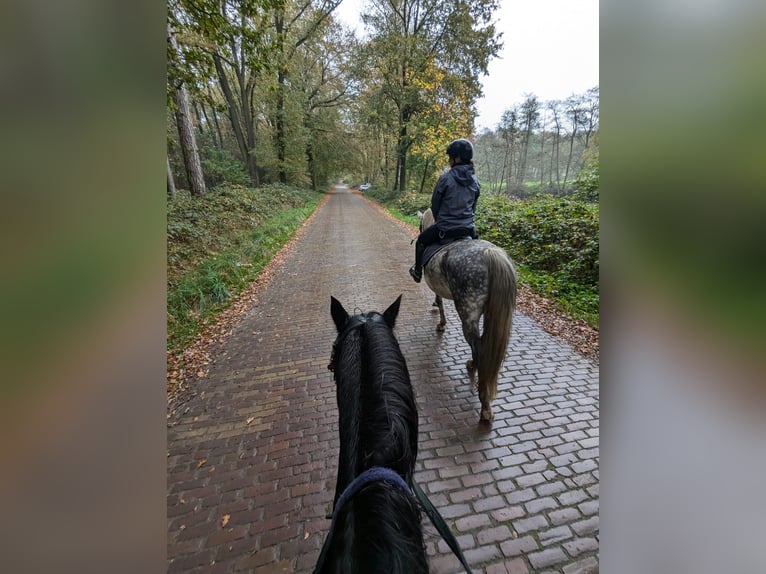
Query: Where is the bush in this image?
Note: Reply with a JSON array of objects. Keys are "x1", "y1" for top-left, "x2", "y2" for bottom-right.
[
  {"x1": 477, "y1": 195, "x2": 599, "y2": 288},
  {"x1": 393, "y1": 190, "x2": 431, "y2": 217},
  {"x1": 363, "y1": 185, "x2": 399, "y2": 205},
  {"x1": 573, "y1": 145, "x2": 599, "y2": 202},
  {"x1": 573, "y1": 160, "x2": 599, "y2": 202},
  {"x1": 201, "y1": 148, "x2": 252, "y2": 188}
]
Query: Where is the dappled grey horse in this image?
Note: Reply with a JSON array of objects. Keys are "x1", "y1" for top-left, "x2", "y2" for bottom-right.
[{"x1": 418, "y1": 208, "x2": 517, "y2": 421}]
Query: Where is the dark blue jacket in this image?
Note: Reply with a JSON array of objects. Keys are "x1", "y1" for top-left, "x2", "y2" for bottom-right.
[{"x1": 431, "y1": 163, "x2": 480, "y2": 233}]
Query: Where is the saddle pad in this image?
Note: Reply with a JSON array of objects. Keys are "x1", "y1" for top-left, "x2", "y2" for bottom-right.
[{"x1": 423, "y1": 237, "x2": 472, "y2": 267}]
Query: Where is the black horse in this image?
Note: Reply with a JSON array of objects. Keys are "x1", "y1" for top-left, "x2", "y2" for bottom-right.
[{"x1": 315, "y1": 295, "x2": 427, "y2": 574}]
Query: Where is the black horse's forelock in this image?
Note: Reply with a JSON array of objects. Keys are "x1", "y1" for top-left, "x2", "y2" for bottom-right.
[{"x1": 323, "y1": 313, "x2": 426, "y2": 574}]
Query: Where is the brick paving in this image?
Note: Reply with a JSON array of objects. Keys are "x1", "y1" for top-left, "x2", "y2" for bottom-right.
[{"x1": 167, "y1": 186, "x2": 599, "y2": 573}]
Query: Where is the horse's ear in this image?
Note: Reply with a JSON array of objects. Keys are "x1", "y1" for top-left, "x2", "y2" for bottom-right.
[
  {"x1": 331, "y1": 296, "x2": 349, "y2": 333},
  {"x1": 382, "y1": 295, "x2": 402, "y2": 328}
]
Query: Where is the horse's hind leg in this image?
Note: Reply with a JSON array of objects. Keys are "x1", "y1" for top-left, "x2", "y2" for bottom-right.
[
  {"x1": 478, "y1": 385, "x2": 493, "y2": 421},
  {"x1": 435, "y1": 295, "x2": 446, "y2": 331},
  {"x1": 459, "y1": 314, "x2": 481, "y2": 373}
]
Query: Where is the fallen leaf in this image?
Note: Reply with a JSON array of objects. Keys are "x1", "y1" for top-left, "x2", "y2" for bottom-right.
[
  {"x1": 246, "y1": 417, "x2": 255, "y2": 425},
  {"x1": 197, "y1": 459, "x2": 207, "y2": 468},
  {"x1": 221, "y1": 514, "x2": 230, "y2": 527},
  {"x1": 304, "y1": 532, "x2": 310, "y2": 540}
]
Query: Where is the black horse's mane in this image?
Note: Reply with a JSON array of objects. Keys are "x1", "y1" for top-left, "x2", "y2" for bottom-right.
[{"x1": 323, "y1": 308, "x2": 427, "y2": 574}]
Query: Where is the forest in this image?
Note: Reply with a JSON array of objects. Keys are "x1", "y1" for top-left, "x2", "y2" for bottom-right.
[{"x1": 168, "y1": 0, "x2": 597, "y2": 195}]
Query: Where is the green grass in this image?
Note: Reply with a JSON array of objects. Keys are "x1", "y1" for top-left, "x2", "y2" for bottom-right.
[
  {"x1": 516, "y1": 265, "x2": 599, "y2": 328},
  {"x1": 386, "y1": 206, "x2": 420, "y2": 229},
  {"x1": 167, "y1": 184, "x2": 322, "y2": 351}
]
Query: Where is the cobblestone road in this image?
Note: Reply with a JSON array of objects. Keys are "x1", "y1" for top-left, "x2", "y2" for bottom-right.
[{"x1": 167, "y1": 186, "x2": 599, "y2": 573}]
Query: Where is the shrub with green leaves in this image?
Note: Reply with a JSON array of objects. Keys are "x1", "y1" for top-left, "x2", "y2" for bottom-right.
[
  {"x1": 573, "y1": 160, "x2": 599, "y2": 202},
  {"x1": 200, "y1": 148, "x2": 252, "y2": 188},
  {"x1": 477, "y1": 195, "x2": 599, "y2": 288},
  {"x1": 475, "y1": 195, "x2": 599, "y2": 327}
]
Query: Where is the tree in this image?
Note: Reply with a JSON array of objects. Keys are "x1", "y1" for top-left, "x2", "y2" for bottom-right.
[
  {"x1": 271, "y1": 0, "x2": 343, "y2": 183},
  {"x1": 574, "y1": 131, "x2": 599, "y2": 202},
  {"x1": 563, "y1": 94, "x2": 586, "y2": 187},
  {"x1": 498, "y1": 107, "x2": 519, "y2": 194},
  {"x1": 167, "y1": 157, "x2": 177, "y2": 197},
  {"x1": 581, "y1": 85, "x2": 599, "y2": 149},
  {"x1": 361, "y1": 0, "x2": 502, "y2": 192},
  {"x1": 517, "y1": 94, "x2": 540, "y2": 186},
  {"x1": 168, "y1": 17, "x2": 206, "y2": 196},
  {"x1": 409, "y1": 59, "x2": 474, "y2": 193},
  {"x1": 295, "y1": 21, "x2": 356, "y2": 189},
  {"x1": 174, "y1": 0, "x2": 275, "y2": 184},
  {"x1": 547, "y1": 99, "x2": 563, "y2": 191}
]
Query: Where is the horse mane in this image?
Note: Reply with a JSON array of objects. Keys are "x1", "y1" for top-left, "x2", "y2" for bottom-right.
[
  {"x1": 333, "y1": 318, "x2": 418, "y2": 489},
  {"x1": 324, "y1": 304, "x2": 426, "y2": 573}
]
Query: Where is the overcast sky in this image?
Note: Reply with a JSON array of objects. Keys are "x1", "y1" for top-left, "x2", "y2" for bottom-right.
[{"x1": 334, "y1": 0, "x2": 599, "y2": 132}]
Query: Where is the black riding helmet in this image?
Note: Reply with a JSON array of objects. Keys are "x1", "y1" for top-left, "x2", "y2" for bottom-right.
[{"x1": 446, "y1": 138, "x2": 473, "y2": 162}]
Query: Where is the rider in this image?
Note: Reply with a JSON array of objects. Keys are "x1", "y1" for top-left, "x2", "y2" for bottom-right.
[{"x1": 409, "y1": 138, "x2": 480, "y2": 283}]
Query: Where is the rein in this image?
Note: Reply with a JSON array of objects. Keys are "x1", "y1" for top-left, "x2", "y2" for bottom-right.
[
  {"x1": 312, "y1": 466, "x2": 411, "y2": 574},
  {"x1": 313, "y1": 467, "x2": 474, "y2": 574}
]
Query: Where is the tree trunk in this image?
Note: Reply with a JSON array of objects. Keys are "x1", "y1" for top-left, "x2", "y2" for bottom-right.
[
  {"x1": 199, "y1": 100, "x2": 219, "y2": 149},
  {"x1": 211, "y1": 105, "x2": 224, "y2": 150},
  {"x1": 397, "y1": 111, "x2": 410, "y2": 193},
  {"x1": 518, "y1": 122, "x2": 534, "y2": 186},
  {"x1": 173, "y1": 81, "x2": 206, "y2": 196},
  {"x1": 167, "y1": 156, "x2": 176, "y2": 197},
  {"x1": 213, "y1": 53, "x2": 257, "y2": 183},
  {"x1": 384, "y1": 140, "x2": 390, "y2": 189},
  {"x1": 305, "y1": 111, "x2": 316, "y2": 190},
  {"x1": 563, "y1": 126, "x2": 578, "y2": 187},
  {"x1": 276, "y1": 66, "x2": 288, "y2": 184},
  {"x1": 168, "y1": 21, "x2": 205, "y2": 196},
  {"x1": 207, "y1": 86, "x2": 225, "y2": 149},
  {"x1": 499, "y1": 145, "x2": 507, "y2": 195},
  {"x1": 192, "y1": 101, "x2": 205, "y2": 138},
  {"x1": 556, "y1": 137, "x2": 561, "y2": 191},
  {"x1": 418, "y1": 158, "x2": 430, "y2": 194},
  {"x1": 274, "y1": 10, "x2": 288, "y2": 184},
  {"x1": 539, "y1": 125, "x2": 545, "y2": 188}
]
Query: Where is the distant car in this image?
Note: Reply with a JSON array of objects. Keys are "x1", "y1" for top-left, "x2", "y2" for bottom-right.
[{"x1": 359, "y1": 183, "x2": 371, "y2": 192}]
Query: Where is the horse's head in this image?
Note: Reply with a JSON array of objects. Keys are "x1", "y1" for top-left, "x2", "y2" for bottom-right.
[{"x1": 330, "y1": 295, "x2": 401, "y2": 335}]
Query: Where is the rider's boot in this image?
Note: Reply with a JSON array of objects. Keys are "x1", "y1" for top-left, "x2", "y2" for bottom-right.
[{"x1": 409, "y1": 241, "x2": 425, "y2": 283}]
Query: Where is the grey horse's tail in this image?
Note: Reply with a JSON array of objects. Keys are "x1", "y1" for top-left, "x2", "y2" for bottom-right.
[{"x1": 478, "y1": 247, "x2": 516, "y2": 403}]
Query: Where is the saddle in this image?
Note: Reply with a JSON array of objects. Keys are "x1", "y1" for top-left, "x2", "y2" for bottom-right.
[{"x1": 423, "y1": 235, "x2": 474, "y2": 268}]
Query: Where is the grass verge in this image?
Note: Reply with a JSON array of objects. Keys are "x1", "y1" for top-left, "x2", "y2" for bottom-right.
[{"x1": 167, "y1": 184, "x2": 322, "y2": 352}]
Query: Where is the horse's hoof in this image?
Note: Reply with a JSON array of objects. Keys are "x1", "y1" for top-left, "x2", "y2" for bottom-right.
[
  {"x1": 466, "y1": 359, "x2": 475, "y2": 371},
  {"x1": 436, "y1": 323, "x2": 446, "y2": 332},
  {"x1": 480, "y1": 408, "x2": 494, "y2": 421}
]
